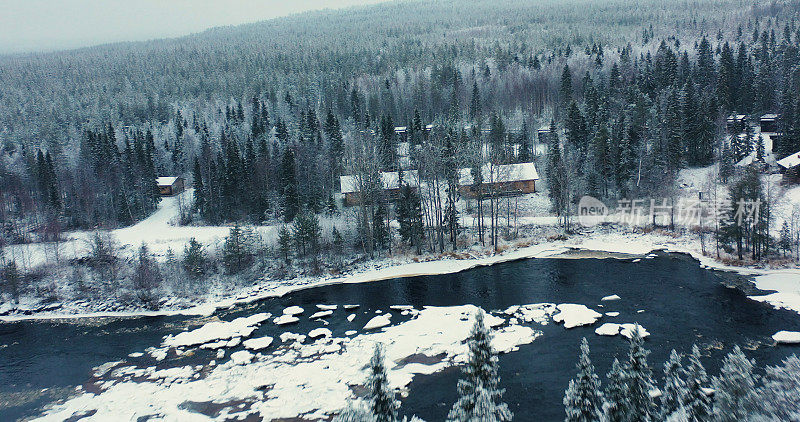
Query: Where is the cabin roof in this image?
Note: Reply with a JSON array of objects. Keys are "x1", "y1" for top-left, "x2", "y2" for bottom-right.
[
  {"x1": 777, "y1": 151, "x2": 800, "y2": 169},
  {"x1": 458, "y1": 162, "x2": 539, "y2": 186},
  {"x1": 340, "y1": 170, "x2": 420, "y2": 194},
  {"x1": 156, "y1": 176, "x2": 180, "y2": 186},
  {"x1": 761, "y1": 113, "x2": 779, "y2": 120}
]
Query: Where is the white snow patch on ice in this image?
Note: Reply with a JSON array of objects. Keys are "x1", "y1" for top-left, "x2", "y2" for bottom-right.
[
  {"x1": 309, "y1": 310, "x2": 334, "y2": 319},
  {"x1": 309, "y1": 328, "x2": 332, "y2": 339},
  {"x1": 274, "y1": 315, "x2": 300, "y2": 325},
  {"x1": 163, "y1": 313, "x2": 270, "y2": 348},
  {"x1": 772, "y1": 331, "x2": 800, "y2": 344},
  {"x1": 363, "y1": 314, "x2": 392, "y2": 330},
  {"x1": 553, "y1": 304, "x2": 602, "y2": 328},
  {"x1": 283, "y1": 306, "x2": 304, "y2": 316},
  {"x1": 243, "y1": 336, "x2": 274, "y2": 351},
  {"x1": 33, "y1": 305, "x2": 541, "y2": 422},
  {"x1": 601, "y1": 294, "x2": 621, "y2": 301},
  {"x1": 749, "y1": 273, "x2": 800, "y2": 315}
]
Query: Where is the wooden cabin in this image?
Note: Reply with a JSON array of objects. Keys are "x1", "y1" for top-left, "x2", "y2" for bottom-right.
[
  {"x1": 340, "y1": 170, "x2": 419, "y2": 206},
  {"x1": 726, "y1": 114, "x2": 747, "y2": 134},
  {"x1": 156, "y1": 176, "x2": 185, "y2": 196},
  {"x1": 777, "y1": 151, "x2": 800, "y2": 183},
  {"x1": 760, "y1": 114, "x2": 780, "y2": 134},
  {"x1": 457, "y1": 162, "x2": 539, "y2": 197}
]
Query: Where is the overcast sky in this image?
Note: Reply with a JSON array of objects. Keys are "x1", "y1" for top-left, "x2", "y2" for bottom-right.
[{"x1": 0, "y1": 0, "x2": 389, "y2": 54}]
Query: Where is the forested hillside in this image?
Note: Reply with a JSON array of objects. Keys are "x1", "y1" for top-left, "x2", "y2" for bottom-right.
[{"x1": 2, "y1": 0, "x2": 800, "y2": 266}]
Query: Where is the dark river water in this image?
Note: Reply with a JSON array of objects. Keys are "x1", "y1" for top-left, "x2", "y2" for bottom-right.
[{"x1": 1, "y1": 253, "x2": 799, "y2": 421}]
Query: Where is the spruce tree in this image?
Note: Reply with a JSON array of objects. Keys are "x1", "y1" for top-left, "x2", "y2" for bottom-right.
[
  {"x1": 281, "y1": 148, "x2": 300, "y2": 222},
  {"x1": 278, "y1": 225, "x2": 292, "y2": 263},
  {"x1": 759, "y1": 354, "x2": 800, "y2": 420},
  {"x1": 183, "y1": 237, "x2": 205, "y2": 278},
  {"x1": 563, "y1": 337, "x2": 603, "y2": 422},
  {"x1": 624, "y1": 326, "x2": 655, "y2": 422},
  {"x1": 222, "y1": 224, "x2": 252, "y2": 274},
  {"x1": 660, "y1": 350, "x2": 687, "y2": 419},
  {"x1": 447, "y1": 311, "x2": 512, "y2": 422},
  {"x1": 367, "y1": 344, "x2": 398, "y2": 422},
  {"x1": 683, "y1": 345, "x2": 711, "y2": 422},
  {"x1": 604, "y1": 358, "x2": 627, "y2": 422},
  {"x1": 712, "y1": 346, "x2": 759, "y2": 422}
]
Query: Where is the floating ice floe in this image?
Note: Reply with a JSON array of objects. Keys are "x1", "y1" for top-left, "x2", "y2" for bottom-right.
[
  {"x1": 553, "y1": 304, "x2": 602, "y2": 328},
  {"x1": 280, "y1": 332, "x2": 306, "y2": 343},
  {"x1": 230, "y1": 350, "x2": 254, "y2": 365},
  {"x1": 309, "y1": 310, "x2": 334, "y2": 319},
  {"x1": 163, "y1": 313, "x2": 271, "y2": 348},
  {"x1": 347, "y1": 314, "x2": 356, "y2": 322},
  {"x1": 601, "y1": 294, "x2": 621, "y2": 301},
  {"x1": 243, "y1": 336, "x2": 274, "y2": 350},
  {"x1": 283, "y1": 306, "x2": 304, "y2": 316},
  {"x1": 316, "y1": 304, "x2": 338, "y2": 311},
  {"x1": 772, "y1": 330, "x2": 800, "y2": 344},
  {"x1": 274, "y1": 315, "x2": 300, "y2": 325},
  {"x1": 128, "y1": 352, "x2": 144, "y2": 358},
  {"x1": 344, "y1": 305, "x2": 359, "y2": 310},
  {"x1": 390, "y1": 305, "x2": 415, "y2": 311},
  {"x1": 605, "y1": 312, "x2": 620, "y2": 317},
  {"x1": 309, "y1": 328, "x2": 333, "y2": 339},
  {"x1": 345, "y1": 330, "x2": 357, "y2": 336},
  {"x1": 364, "y1": 314, "x2": 392, "y2": 330},
  {"x1": 502, "y1": 303, "x2": 558, "y2": 325},
  {"x1": 595, "y1": 323, "x2": 649, "y2": 338}
]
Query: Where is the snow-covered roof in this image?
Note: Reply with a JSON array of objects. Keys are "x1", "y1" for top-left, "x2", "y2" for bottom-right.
[
  {"x1": 777, "y1": 151, "x2": 800, "y2": 169},
  {"x1": 394, "y1": 126, "x2": 407, "y2": 133},
  {"x1": 340, "y1": 170, "x2": 419, "y2": 194},
  {"x1": 425, "y1": 124, "x2": 433, "y2": 130},
  {"x1": 761, "y1": 114, "x2": 779, "y2": 120},
  {"x1": 458, "y1": 162, "x2": 539, "y2": 186},
  {"x1": 727, "y1": 114, "x2": 747, "y2": 121},
  {"x1": 156, "y1": 177, "x2": 180, "y2": 187}
]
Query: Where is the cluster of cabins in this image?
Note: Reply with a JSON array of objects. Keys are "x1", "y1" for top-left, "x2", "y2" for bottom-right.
[
  {"x1": 727, "y1": 113, "x2": 800, "y2": 179},
  {"x1": 339, "y1": 162, "x2": 539, "y2": 206}
]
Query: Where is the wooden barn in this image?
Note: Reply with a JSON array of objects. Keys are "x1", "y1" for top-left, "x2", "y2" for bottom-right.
[
  {"x1": 777, "y1": 151, "x2": 800, "y2": 183},
  {"x1": 727, "y1": 114, "x2": 747, "y2": 134},
  {"x1": 156, "y1": 176, "x2": 185, "y2": 196},
  {"x1": 457, "y1": 162, "x2": 539, "y2": 197},
  {"x1": 340, "y1": 170, "x2": 419, "y2": 206}
]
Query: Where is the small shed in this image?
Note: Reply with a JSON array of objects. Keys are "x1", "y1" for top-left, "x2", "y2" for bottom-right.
[
  {"x1": 458, "y1": 162, "x2": 539, "y2": 197},
  {"x1": 340, "y1": 170, "x2": 419, "y2": 206},
  {"x1": 156, "y1": 176, "x2": 185, "y2": 196}
]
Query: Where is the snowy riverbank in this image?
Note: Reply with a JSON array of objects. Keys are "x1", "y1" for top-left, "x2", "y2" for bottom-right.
[{"x1": 3, "y1": 225, "x2": 799, "y2": 322}]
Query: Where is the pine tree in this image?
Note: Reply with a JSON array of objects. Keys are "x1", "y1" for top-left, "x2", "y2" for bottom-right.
[
  {"x1": 563, "y1": 337, "x2": 603, "y2": 422},
  {"x1": 367, "y1": 344, "x2": 399, "y2": 422},
  {"x1": 712, "y1": 346, "x2": 759, "y2": 422},
  {"x1": 561, "y1": 64, "x2": 573, "y2": 106},
  {"x1": 222, "y1": 224, "x2": 252, "y2": 274},
  {"x1": 292, "y1": 211, "x2": 321, "y2": 257},
  {"x1": 281, "y1": 148, "x2": 300, "y2": 222},
  {"x1": 193, "y1": 159, "x2": 205, "y2": 217},
  {"x1": 183, "y1": 237, "x2": 205, "y2": 278},
  {"x1": 604, "y1": 358, "x2": 627, "y2": 422},
  {"x1": 683, "y1": 345, "x2": 711, "y2": 422},
  {"x1": 759, "y1": 354, "x2": 800, "y2": 420},
  {"x1": 447, "y1": 311, "x2": 512, "y2": 422},
  {"x1": 660, "y1": 350, "x2": 687, "y2": 420},
  {"x1": 470, "y1": 79, "x2": 482, "y2": 120},
  {"x1": 2, "y1": 261, "x2": 21, "y2": 304},
  {"x1": 624, "y1": 326, "x2": 655, "y2": 422},
  {"x1": 278, "y1": 225, "x2": 292, "y2": 263},
  {"x1": 779, "y1": 221, "x2": 793, "y2": 257}
]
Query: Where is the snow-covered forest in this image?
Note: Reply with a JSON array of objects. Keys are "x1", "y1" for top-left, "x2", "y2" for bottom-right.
[
  {"x1": 3, "y1": 0, "x2": 800, "y2": 311},
  {"x1": 2, "y1": 6, "x2": 800, "y2": 421}
]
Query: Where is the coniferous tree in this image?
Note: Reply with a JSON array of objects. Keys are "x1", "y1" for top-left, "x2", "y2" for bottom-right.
[
  {"x1": 759, "y1": 354, "x2": 800, "y2": 420},
  {"x1": 447, "y1": 311, "x2": 512, "y2": 422},
  {"x1": 660, "y1": 350, "x2": 687, "y2": 420},
  {"x1": 367, "y1": 344, "x2": 399, "y2": 422},
  {"x1": 624, "y1": 326, "x2": 655, "y2": 422},
  {"x1": 183, "y1": 237, "x2": 205, "y2": 279},
  {"x1": 222, "y1": 224, "x2": 252, "y2": 274},
  {"x1": 563, "y1": 337, "x2": 603, "y2": 422},
  {"x1": 604, "y1": 358, "x2": 627, "y2": 422},
  {"x1": 281, "y1": 148, "x2": 300, "y2": 222},
  {"x1": 712, "y1": 346, "x2": 759, "y2": 422},
  {"x1": 683, "y1": 345, "x2": 711, "y2": 422}
]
